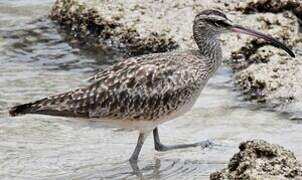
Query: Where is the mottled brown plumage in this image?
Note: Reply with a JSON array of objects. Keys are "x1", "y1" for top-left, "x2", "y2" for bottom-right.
[
  {"x1": 9, "y1": 10, "x2": 294, "y2": 163},
  {"x1": 10, "y1": 50, "x2": 211, "y2": 122}
]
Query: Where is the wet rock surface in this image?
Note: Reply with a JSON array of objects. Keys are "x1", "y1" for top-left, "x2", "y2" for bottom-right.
[
  {"x1": 227, "y1": 12, "x2": 302, "y2": 108},
  {"x1": 234, "y1": 47, "x2": 302, "y2": 106},
  {"x1": 227, "y1": 1, "x2": 302, "y2": 113},
  {"x1": 50, "y1": 0, "x2": 181, "y2": 55},
  {"x1": 50, "y1": 0, "x2": 206, "y2": 55},
  {"x1": 229, "y1": 12, "x2": 299, "y2": 71},
  {"x1": 210, "y1": 139, "x2": 302, "y2": 180}
]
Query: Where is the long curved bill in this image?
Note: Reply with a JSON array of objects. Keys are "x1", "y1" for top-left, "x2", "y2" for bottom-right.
[{"x1": 230, "y1": 25, "x2": 295, "y2": 58}]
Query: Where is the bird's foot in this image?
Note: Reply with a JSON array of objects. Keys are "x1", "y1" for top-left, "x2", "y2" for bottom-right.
[{"x1": 155, "y1": 139, "x2": 214, "y2": 152}]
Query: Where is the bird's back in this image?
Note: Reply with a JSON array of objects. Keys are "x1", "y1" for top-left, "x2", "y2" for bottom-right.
[{"x1": 10, "y1": 50, "x2": 211, "y2": 122}]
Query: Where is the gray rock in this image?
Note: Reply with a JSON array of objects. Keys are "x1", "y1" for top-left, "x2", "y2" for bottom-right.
[
  {"x1": 213, "y1": 0, "x2": 302, "y2": 112},
  {"x1": 210, "y1": 139, "x2": 302, "y2": 180},
  {"x1": 234, "y1": 46, "x2": 302, "y2": 106},
  {"x1": 50, "y1": 0, "x2": 182, "y2": 55},
  {"x1": 233, "y1": 0, "x2": 302, "y2": 21},
  {"x1": 228, "y1": 12, "x2": 302, "y2": 106},
  {"x1": 227, "y1": 2, "x2": 302, "y2": 112},
  {"x1": 50, "y1": 0, "x2": 212, "y2": 55},
  {"x1": 228, "y1": 12, "x2": 299, "y2": 71}
]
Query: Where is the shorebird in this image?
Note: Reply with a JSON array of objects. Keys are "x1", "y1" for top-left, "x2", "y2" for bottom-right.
[{"x1": 9, "y1": 10, "x2": 295, "y2": 163}]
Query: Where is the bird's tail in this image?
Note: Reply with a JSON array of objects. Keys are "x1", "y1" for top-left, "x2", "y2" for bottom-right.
[
  {"x1": 9, "y1": 97, "x2": 52, "y2": 117},
  {"x1": 9, "y1": 102, "x2": 39, "y2": 117},
  {"x1": 9, "y1": 91, "x2": 89, "y2": 118}
]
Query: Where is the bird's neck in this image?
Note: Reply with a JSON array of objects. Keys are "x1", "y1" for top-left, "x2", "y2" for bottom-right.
[{"x1": 193, "y1": 27, "x2": 222, "y2": 75}]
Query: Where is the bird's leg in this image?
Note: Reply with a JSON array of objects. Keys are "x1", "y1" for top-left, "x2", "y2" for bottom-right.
[
  {"x1": 129, "y1": 132, "x2": 148, "y2": 164},
  {"x1": 153, "y1": 127, "x2": 212, "y2": 152}
]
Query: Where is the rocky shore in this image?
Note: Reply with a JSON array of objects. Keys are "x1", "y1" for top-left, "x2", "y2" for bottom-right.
[{"x1": 210, "y1": 139, "x2": 302, "y2": 180}]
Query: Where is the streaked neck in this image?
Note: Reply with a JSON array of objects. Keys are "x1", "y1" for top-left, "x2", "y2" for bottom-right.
[{"x1": 193, "y1": 26, "x2": 222, "y2": 75}]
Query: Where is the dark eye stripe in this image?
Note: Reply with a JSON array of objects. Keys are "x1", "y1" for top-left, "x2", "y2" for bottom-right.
[
  {"x1": 206, "y1": 19, "x2": 230, "y2": 27},
  {"x1": 216, "y1": 20, "x2": 231, "y2": 27}
]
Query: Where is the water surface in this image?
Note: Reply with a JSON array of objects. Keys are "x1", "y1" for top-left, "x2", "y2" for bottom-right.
[{"x1": 1, "y1": 1, "x2": 302, "y2": 179}]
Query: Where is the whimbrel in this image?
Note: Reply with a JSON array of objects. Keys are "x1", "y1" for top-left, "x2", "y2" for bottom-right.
[{"x1": 9, "y1": 10, "x2": 295, "y2": 163}]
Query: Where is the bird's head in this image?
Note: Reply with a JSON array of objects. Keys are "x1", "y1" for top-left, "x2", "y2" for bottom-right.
[{"x1": 194, "y1": 9, "x2": 295, "y2": 57}]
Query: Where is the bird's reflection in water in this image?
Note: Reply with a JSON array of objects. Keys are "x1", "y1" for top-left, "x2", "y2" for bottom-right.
[
  {"x1": 104, "y1": 158, "x2": 214, "y2": 180},
  {"x1": 128, "y1": 158, "x2": 162, "y2": 179},
  {"x1": 99, "y1": 142, "x2": 226, "y2": 179}
]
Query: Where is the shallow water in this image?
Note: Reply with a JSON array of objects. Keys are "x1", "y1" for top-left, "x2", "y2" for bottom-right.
[{"x1": 0, "y1": 1, "x2": 302, "y2": 180}]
